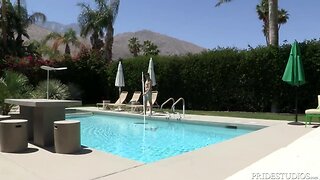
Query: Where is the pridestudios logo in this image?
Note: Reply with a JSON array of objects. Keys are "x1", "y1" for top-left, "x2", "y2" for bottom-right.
[{"x1": 251, "y1": 172, "x2": 319, "y2": 180}]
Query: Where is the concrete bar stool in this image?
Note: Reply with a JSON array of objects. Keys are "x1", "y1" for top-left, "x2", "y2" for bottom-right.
[
  {"x1": 0, "y1": 119, "x2": 28, "y2": 152},
  {"x1": 54, "y1": 120, "x2": 80, "y2": 154},
  {"x1": 0, "y1": 115, "x2": 11, "y2": 121}
]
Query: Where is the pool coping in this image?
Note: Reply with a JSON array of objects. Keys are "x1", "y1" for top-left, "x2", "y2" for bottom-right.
[{"x1": 0, "y1": 107, "x2": 316, "y2": 180}]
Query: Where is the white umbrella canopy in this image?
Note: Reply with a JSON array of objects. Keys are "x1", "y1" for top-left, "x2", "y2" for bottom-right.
[
  {"x1": 147, "y1": 57, "x2": 157, "y2": 86},
  {"x1": 115, "y1": 61, "x2": 125, "y2": 95}
]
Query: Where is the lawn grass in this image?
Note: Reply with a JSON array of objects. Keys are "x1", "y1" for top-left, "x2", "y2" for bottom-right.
[
  {"x1": 87, "y1": 104, "x2": 313, "y2": 122},
  {"x1": 178, "y1": 110, "x2": 307, "y2": 122}
]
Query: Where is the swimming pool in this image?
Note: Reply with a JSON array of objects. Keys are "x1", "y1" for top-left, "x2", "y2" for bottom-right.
[{"x1": 66, "y1": 113, "x2": 257, "y2": 163}]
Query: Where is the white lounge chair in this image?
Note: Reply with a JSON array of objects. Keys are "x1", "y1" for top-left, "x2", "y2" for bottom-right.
[
  {"x1": 106, "y1": 91, "x2": 128, "y2": 110},
  {"x1": 148, "y1": 91, "x2": 159, "y2": 108},
  {"x1": 128, "y1": 91, "x2": 141, "y2": 104},
  {"x1": 305, "y1": 95, "x2": 320, "y2": 126},
  {"x1": 126, "y1": 91, "x2": 159, "y2": 112}
]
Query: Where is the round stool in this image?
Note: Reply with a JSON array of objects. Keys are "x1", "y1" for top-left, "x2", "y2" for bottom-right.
[
  {"x1": 0, "y1": 115, "x2": 11, "y2": 121},
  {"x1": 54, "y1": 120, "x2": 80, "y2": 154},
  {"x1": 0, "y1": 119, "x2": 28, "y2": 152}
]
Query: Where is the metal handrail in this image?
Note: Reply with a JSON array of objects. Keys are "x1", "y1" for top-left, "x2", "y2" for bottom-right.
[
  {"x1": 160, "y1": 98, "x2": 175, "y2": 112},
  {"x1": 171, "y1": 97, "x2": 185, "y2": 118}
]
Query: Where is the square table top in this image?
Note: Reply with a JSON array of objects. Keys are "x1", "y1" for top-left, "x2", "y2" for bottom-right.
[{"x1": 4, "y1": 99, "x2": 82, "y2": 107}]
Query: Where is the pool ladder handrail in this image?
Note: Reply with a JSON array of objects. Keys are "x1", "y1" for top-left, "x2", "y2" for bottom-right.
[
  {"x1": 171, "y1": 97, "x2": 185, "y2": 118},
  {"x1": 160, "y1": 98, "x2": 175, "y2": 112}
]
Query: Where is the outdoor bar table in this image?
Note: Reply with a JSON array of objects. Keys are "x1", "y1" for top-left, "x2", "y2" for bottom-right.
[{"x1": 4, "y1": 99, "x2": 81, "y2": 147}]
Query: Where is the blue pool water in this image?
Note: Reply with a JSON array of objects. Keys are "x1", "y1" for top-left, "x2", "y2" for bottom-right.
[{"x1": 66, "y1": 114, "x2": 256, "y2": 163}]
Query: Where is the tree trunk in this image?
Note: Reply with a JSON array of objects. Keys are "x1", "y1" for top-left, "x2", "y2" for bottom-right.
[
  {"x1": 90, "y1": 32, "x2": 103, "y2": 50},
  {"x1": 268, "y1": 0, "x2": 278, "y2": 46},
  {"x1": 104, "y1": 25, "x2": 114, "y2": 62},
  {"x1": 2, "y1": 0, "x2": 8, "y2": 49},
  {"x1": 16, "y1": 0, "x2": 23, "y2": 51},
  {"x1": 268, "y1": 0, "x2": 279, "y2": 112},
  {"x1": 65, "y1": 43, "x2": 71, "y2": 54}
]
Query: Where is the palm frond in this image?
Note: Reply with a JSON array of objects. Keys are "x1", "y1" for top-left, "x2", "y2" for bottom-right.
[
  {"x1": 52, "y1": 38, "x2": 63, "y2": 50},
  {"x1": 215, "y1": 0, "x2": 232, "y2": 7}
]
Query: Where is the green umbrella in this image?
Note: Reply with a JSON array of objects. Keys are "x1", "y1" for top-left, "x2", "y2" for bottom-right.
[{"x1": 282, "y1": 40, "x2": 306, "y2": 123}]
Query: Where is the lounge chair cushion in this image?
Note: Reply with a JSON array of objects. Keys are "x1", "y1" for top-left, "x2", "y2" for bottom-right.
[{"x1": 305, "y1": 109, "x2": 320, "y2": 114}]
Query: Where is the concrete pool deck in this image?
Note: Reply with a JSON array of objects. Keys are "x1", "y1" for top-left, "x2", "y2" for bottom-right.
[{"x1": 0, "y1": 107, "x2": 319, "y2": 180}]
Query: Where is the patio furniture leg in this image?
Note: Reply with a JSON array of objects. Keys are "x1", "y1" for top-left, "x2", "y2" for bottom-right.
[{"x1": 305, "y1": 115, "x2": 309, "y2": 127}]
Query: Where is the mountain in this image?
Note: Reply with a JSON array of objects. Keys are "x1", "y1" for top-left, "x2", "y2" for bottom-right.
[
  {"x1": 27, "y1": 24, "x2": 52, "y2": 41},
  {"x1": 26, "y1": 24, "x2": 86, "y2": 55},
  {"x1": 113, "y1": 30, "x2": 205, "y2": 59},
  {"x1": 27, "y1": 24, "x2": 206, "y2": 59},
  {"x1": 36, "y1": 21, "x2": 81, "y2": 35}
]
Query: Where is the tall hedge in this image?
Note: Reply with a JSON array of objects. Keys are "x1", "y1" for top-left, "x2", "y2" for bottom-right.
[{"x1": 2, "y1": 39, "x2": 320, "y2": 113}]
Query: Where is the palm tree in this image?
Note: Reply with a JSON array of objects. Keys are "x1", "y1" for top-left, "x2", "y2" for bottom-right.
[
  {"x1": 103, "y1": 0, "x2": 120, "y2": 62},
  {"x1": 27, "y1": 40, "x2": 61, "y2": 59},
  {"x1": 128, "y1": 37, "x2": 142, "y2": 56},
  {"x1": 277, "y1": 9, "x2": 289, "y2": 30},
  {"x1": 43, "y1": 29, "x2": 81, "y2": 55},
  {"x1": 268, "y1": 0, "x2": 278, "y2": 46},
  {"x1": 142, "y1": 40, "x2": 160, "y2": 56},
  {"x1": 215, "y1": 0, "x2": 279, "y2": 46},
  {"x1": 78, "y1": 2, "x2": 104, "y2": 50},
  {"x1": 1, "y1": 0, "x2": 46, "y2": 56},
  {"x1": 1, "y1": 0, "x2": 8, "y2": 50},
  {"x1": 2, "y1": 1, "x2": 19, "y2": 55},
  {"x1": 77, "y1": 0, "x2": 120, "y2": 62},
  {"x1": 13, "y1": 0, "x2": 46, "y2": 54},
  {"x1": 256, "y1": 0, "x2": 289, "y2": 45}
]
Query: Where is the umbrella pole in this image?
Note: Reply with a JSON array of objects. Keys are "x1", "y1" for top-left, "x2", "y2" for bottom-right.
[
  {"x1": 142, "y1": 72, "x2": 146, "y2": 124},
  {"x1": 118, "y1": 87, "x2": 121, "y2": 111},
  {"x1": 295, "y1": 86, "x2": 298, "y2": 122}
]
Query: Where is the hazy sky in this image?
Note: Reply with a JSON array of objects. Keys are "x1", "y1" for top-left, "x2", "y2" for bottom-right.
[{"x1": 22, "y1": 0, "x2": 320, "y2": 49}]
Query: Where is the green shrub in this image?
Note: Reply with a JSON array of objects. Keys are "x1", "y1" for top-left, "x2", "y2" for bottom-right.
[
  {"x1": 2, "y1": 39, "x2": 320, "y2": 113},
  {"x1": 0, "y1": 71, "x2": 32, "y2": 115},
  {"x1": 31, "y1": 79, "x2": 70, "y2": 100}
]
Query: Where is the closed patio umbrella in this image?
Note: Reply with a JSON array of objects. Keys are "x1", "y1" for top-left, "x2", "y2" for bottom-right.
[
  {"x1": 282, "y1": 40, "x2": 306, "y2": 123},
  {"x1": 147, "y1": 57, "x2": 156, "y2": 86},
  {"x1": 115, "y1": 61, "x2": 125, "y2": 98}
]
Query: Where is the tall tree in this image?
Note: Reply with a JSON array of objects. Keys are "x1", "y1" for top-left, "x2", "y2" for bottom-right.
[
  {"x1": 1, "y1": 0, "x2": 46, "y2": 57},
  {"x1": 78, "y1": 0, "x2": 120, "y2": 62},
  {"x1": 142, "y1": 40, "x2": 160, "y2": 56},
  {"x1": 1, "y1": 1, "x2": 19, "y2": 56},
  {"x1": 128, "y1": 37, "x2": 141, "y2": 56},
  {"x1": 102, "y1": 0, "x2": 120, "y2": 62},
  {"x1": 14, "y1": 7, "x2": 46, "y2": 56},
  {"x1": 268, "y1": 0, "x2": 278, "y2": 46},
  {"x1": 215, "y1": 0, "x2": 280, "y2": 46},
  {"x1": 43, "y1": 29, "x2": 81, "y2": 55},
  {"x1": 256, "y1": 0, "x2": 289, "y2": 45},
  {"x1": 1, "y1": 0, "x2": 8, "y2": 50},
  {"x1": 14, "y1": 0, "x2": 46, "y2": 54},
  {"x1": 78, "y1": 2, "x2": 104, "y2": 50}
]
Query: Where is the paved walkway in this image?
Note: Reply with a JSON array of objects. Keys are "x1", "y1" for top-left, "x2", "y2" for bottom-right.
[
  {"x1": 0, "y1": 108, "x2": 318, "y2": 180},
  {"x1": 227, "y1": 124, "x2": 320, "y2": 180},
  {"x1": 0, "y1": 145, "x2": 142, "y2": 180}
]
